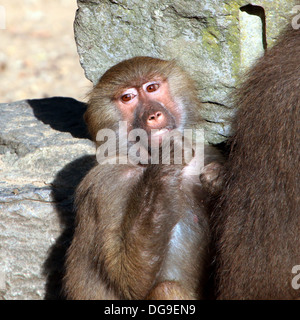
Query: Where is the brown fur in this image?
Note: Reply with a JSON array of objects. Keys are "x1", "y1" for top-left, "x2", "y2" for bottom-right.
[
  {"x1": 64, "y1": 163, "x2": 210, "y2": 299},
  {"x1": 146, "y1": 281, "x2": 195, "y2": 300},
  {"x1": 213, "y1": 27, "x2": 300, "y2": 299},
  {"x1": 63, "y1": 57, "x2": 221, "y2": 299}
]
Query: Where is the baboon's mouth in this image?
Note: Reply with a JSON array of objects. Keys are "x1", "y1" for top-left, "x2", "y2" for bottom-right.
[
  {"x1": 149, "y1": 127, "x2": 176, "y2": 146},
  {"x1": 151, "y1": 128, "x2": 170, "y2": 137}
]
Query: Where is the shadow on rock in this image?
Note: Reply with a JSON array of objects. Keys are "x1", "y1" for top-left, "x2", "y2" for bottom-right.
[
  {"x1": 10, "y1": 96, "x2": 97, "y2": 299},
  {"x1": 43, "y1": 155, "x2": 96, "y2": 299},
  {"x1": 27, "y1": 97, "x2": 90, "y2": 139}
]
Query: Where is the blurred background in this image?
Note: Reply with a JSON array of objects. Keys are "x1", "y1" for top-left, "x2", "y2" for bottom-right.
[{"x1": 0, "y1": 0, "x2": 91, "y2": 103}]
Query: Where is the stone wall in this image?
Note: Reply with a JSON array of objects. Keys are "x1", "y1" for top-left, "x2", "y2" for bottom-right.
[{"x1": 0, "y1": 98, "x2": 95, "y2": 299}]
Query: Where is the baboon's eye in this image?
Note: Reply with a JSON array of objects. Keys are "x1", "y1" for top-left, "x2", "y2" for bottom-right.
[
  {"x1": 146, "y1": 83, "x2": 159, "y2": 92},
  {"x1": 121, "y1": 93, "x2": 135, "y2": 102}
]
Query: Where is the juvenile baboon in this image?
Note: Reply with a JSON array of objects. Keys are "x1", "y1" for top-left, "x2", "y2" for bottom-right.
[{"x1": 63, "y1": 57, "x2": 221, "y2": 300}]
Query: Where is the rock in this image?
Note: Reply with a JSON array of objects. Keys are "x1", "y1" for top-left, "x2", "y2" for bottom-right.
[
  {"x1": 0, "y1": 98, "x2": 95, "y2": 299},
  {"x1": 74, "y1": 0, "x2": 294, "y2": 144}
]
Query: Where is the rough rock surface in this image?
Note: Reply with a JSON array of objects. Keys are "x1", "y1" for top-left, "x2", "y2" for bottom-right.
[{"x1": 0, "y1": 98, "x2": 95, "y2": 299}]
